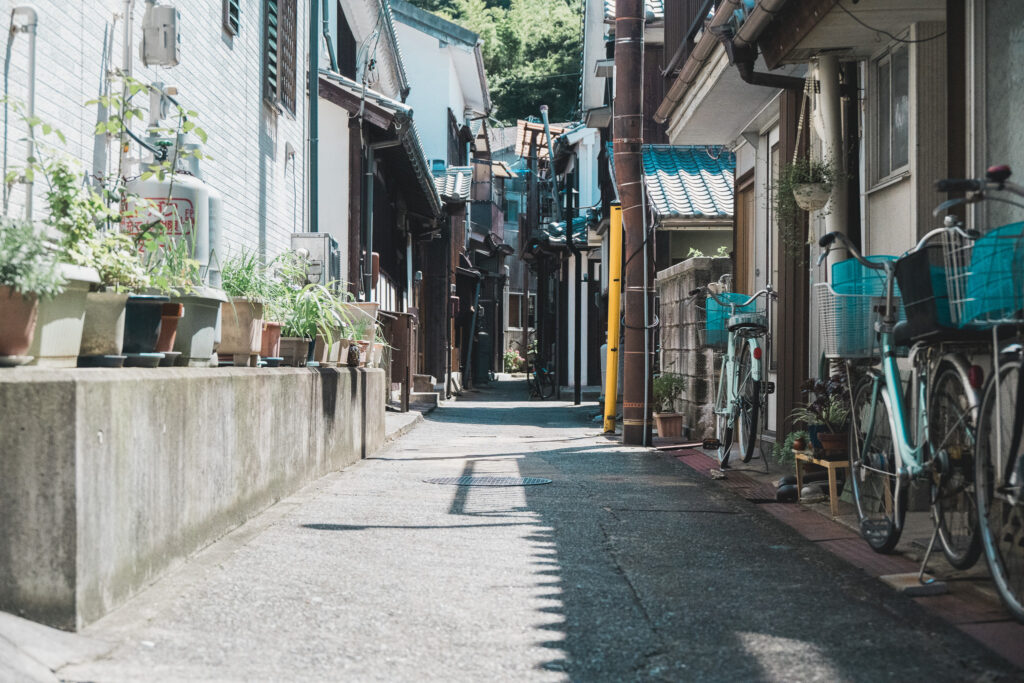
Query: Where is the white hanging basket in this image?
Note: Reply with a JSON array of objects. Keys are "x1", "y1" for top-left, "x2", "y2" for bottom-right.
[{"x1": 792, "y1": 183, "x2": 832, "y2": 212}]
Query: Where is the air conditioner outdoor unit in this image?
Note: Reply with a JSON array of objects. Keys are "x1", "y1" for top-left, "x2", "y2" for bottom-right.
[{"x1": 291, "y1": 233, "x2": 341, "y2": 289}]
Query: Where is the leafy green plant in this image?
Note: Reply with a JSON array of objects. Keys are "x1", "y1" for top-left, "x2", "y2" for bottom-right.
[
  {"x1": 686, "y1": 245, "x2": 729, "y2": 259},
  {"x1": 0, "y1": 218, "x2": 65, "y2": 298},
  {"x1": 503, "y1": 349, "x2": 524, "y2": 372},
  {"x1": 281, "y1": 283, "x2": 346, "y2": 345},
  {"x1": 772, "y1": 430, "x2": 811, "y2": 466},
  {"x1": 69, "y1": 231, "x2": 148, "y2": 293},
  {"x1": 652, "y1": 373, "x2": 686, "y2": 413},
  {"x1": 222, "y1": 251, "x2": 279, "y2": 302},
  {"x1": 140, "y1": 226, "x2": 202, "y2": 297},
  {"x1": 774, "y1": 157, "x2": 838, "y2": 259},
  {"x1": 790, "y1": 374, "x2": 851, "y2": 434}
]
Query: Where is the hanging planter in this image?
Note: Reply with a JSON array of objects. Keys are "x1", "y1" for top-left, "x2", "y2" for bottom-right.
[{"x1": 792, "y1": 182, "x2": 832, "y2": 212}]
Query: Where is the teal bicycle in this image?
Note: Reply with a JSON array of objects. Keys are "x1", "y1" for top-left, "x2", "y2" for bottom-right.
[
  {"x1": 816, "y1": 225, "x2": 984, "y2": 569},
  {"x1": 691, "y1": 277, "x2": 776, "y2": 469}
]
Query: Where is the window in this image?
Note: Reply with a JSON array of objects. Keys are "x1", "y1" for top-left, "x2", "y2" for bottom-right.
[
  {"x1": 503, "y1": 195, "x2": 519, "y2": 223},
  {"x1": 264, "y1": 0, "x2": 297, "y2": 114},
  {"x1": 874, "y1": 46, "x2": 909, "y2": 179},
  {"x1": 223, "y1": 0, "x2": 240, "y2": 36},
  {"x1": 509, "y1": 293, "x2": 523, "y2": 328}
]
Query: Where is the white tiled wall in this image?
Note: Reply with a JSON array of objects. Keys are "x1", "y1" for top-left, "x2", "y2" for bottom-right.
[{"x1": 0, "y1": 0, "x2": 308, "y2": 261}]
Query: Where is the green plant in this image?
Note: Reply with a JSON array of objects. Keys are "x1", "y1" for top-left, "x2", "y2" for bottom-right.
[
  {"x1": 43, "y1": 159, "x2": 119, "y2": 258},
  {"x1": 772, "y1": 430, "x2": 811, "y2": 466},
  {"x1": 70, "y1": 231, "x2": 148, "y2": 293},
  {"x1": 686, "y1": 245, "x2": 729, "y2": 259},
  {"x1": 652, "y1": 373, "x2": 686, "y2": 413},
  {"x1": 222, "y1": 251, "x2": 279, "y2": 302},
  {"x1": 774, "y1": 157, "x2": 838, "y2": 259},
  {"x1": 139, "y1": 226, "x2": 202, "y2": 296},
  {"x1": 503, "y1": 349, "x2": 524, "y2": 373},
  {"x1": 0, "y1": 218, "x2": 65, "y2": 298},
  {"x1": 347, "y1": 314, "x2": 375, "y2": 342},
  {"x1": 789, "y1": 374, "x2": 851, "y2": 434},
  {"x1": 281, "y1": 284, "x2": 347, "y2": 345}
]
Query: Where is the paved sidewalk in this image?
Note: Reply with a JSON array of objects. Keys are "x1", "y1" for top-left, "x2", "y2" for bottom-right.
[{"x1": 50, "y1": 381, "x2": 1020, "y2": 680}]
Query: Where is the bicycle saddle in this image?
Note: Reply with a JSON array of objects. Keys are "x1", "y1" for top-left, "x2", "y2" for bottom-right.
[{"x1": 728, "y1": 313, "x2": 767, "y2": 335}]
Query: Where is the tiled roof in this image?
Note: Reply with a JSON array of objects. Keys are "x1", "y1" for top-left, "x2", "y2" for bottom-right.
[
  {"x1": 641, "y1": 145, "x2": 734, "y2": 219},
  {"x1": 539, "y1": 215, "x2": 591, "y2": 248},
  {"x1": 604, "y1": 0, "x2": 665, "y2": 22},
  {"x1": 433, "y1": 166, "x2": 472, "y2": 203}
]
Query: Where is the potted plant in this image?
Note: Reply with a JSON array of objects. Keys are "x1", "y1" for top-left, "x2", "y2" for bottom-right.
[
  {"x1": 279, "y1": 283, "x2": 348, "y2": 366},
  {"x1": 774, "y1": 157, "x2": 838, "y2": 259},
  {"x1": 0, "y1": 218, "x2": 66, "y2": 364},
  {"x1": 652, "y1": 373, "x2": 687, "y2": 438},
  {"x1": 221, "y1": 252, "x2": 276, "y2": 366},
  {"x1": 77, "y1": 232, "x2": 150, "y2": 366},
  {"x1": 771, "y1": 430, "x2": 811, "y2": 467},
  {"x1": 789, "y1": 374, "x2": 851, "y2": 459}
]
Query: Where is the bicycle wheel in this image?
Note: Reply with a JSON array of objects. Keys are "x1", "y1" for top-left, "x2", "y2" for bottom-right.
[
  {"x1": 929, "y1": 360, "x2": 982, "y2": 570},
  {"x1": 735, "y1": 341, "x2": 760, "y2": 463},
  {"x1": 540, "y1": 368, "x2": 557, "y2": 400},
  {"x1": 715, "y1": 357, "x2": 734, "y2": 466},
  {"x1": 849, "y1": 377, "x2": 905, "y2": 553},
  {"x1": 975, "y1": 358, "x2": 1024, "y2": 622}
]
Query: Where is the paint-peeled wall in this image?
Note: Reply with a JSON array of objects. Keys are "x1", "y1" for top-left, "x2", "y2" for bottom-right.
[{"x1": 0, "y1": 0, "x2": 308, "y2": 260}]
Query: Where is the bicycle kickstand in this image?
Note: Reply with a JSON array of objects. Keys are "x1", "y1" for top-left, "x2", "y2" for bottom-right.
[{"x1": 917, "y1": 523, "x2": 940, "y2": 586}]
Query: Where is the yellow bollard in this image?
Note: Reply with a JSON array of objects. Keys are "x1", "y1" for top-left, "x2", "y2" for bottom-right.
[{"x1": 603, "y1": 204, "x2": 623, "y2": 433}]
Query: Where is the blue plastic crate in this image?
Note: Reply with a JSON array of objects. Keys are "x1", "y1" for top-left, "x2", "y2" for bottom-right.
[
  {"x1": 961, "y1": 222, "x2": 1024, "y2": 326},
  {"x1": 705, "y1": 293, "x2": 756, "y2": 348},
  {"x1": 831, "y1": 255, "x2": 898, "y2": 296}
]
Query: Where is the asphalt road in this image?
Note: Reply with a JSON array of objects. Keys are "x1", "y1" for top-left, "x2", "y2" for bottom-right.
[{"x1": 59, "y1": 380, "x2": 1019, "y2": 681}]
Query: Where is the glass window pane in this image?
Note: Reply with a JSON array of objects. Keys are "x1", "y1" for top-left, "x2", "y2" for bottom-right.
[
  {"x1": 891, "y1": 47, "x2": 909, "y2": 170},
  {"x1": 877, "y1": 58, "x2": 891, "y2": 176}
]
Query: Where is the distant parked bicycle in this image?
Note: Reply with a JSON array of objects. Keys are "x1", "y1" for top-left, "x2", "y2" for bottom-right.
[
  {"x1": 690, "y1": 276, "x2": 776, "y2": 469},
  {"x1": 527, "y1": 354, "x2": 557, "y2": 400}
]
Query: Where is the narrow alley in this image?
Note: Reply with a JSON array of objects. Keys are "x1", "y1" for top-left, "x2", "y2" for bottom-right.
[{"x1": 36, "y1": 381, "x2": 1015, "y2": 681}]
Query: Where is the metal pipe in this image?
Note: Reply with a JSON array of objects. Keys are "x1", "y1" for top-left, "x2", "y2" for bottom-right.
[
  {"x1": 321, "y1": 0, "x2": 339, "y2": 73},
  {"x1": 539, "y1": 104, "x2": 561, "y2": 221},
  {"x1": 603, "y1": 203, "x2": 623, "y2": 432},
  {"x1": 464, "y1": 278, "x2": 481, "y2": 388},
  {"x1": 568, "y1": 167, "x2": 581, "y2": 405},
  {"x1": 818, "y1": 55, "x2": 848, "y2": 273},
  {"x1": 119, "y1": 0, "x2": 135, "y2": 178},
  {"x1": 10, "y1": 6, "x2": 36, "y2": 219},
  {"x1": 309, "y1": 0, "x2": 319, "y2": 233}
]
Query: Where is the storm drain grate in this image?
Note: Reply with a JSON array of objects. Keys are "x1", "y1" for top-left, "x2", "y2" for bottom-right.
[{"x1": 424, "y1": 476, "x2": 552, "y2": 486}]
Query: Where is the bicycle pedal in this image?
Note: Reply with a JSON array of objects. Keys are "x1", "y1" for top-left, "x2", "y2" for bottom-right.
[
  {"x1": 702, "y1": 438, "x2": 721, "y2": 450},
  {"x1": 765, "y1": 381, "x2": 776, "y2": 395}
]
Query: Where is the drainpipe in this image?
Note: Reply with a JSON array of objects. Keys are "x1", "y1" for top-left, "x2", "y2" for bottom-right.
[
  {"x1": 321, "y1": 0, "x2": 338, "y2": 73},
  {"x1": 464, "y1": 277, "x2": 481, "y2": 388},
  {"x1": 309, "y1": 0, "x2": 319, "y2": 233},
  {"x1": 119, "y1": 0, "x2": 135, "y2": 178},
  {"x1": 10, "y1": 5, "x2": 36, "y2": 219},
  {"x1": 818, "y1": 55, "x2": 847, "y2": 274},
  {"x1": 363, "y1": 137, "x2": 402, "y2": 300}
]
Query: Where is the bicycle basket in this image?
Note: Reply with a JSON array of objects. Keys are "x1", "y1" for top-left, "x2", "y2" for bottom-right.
[
  {"x1": 701, "y1": 293, "x2": 763, "y2": 350},
  {"x1": 954, "y1": 222, "x2": 1024, "y2": 327},
  {"x1": 817, "y1": 256, "x2": 904, "y2": 359},
  {"x1": 893, "y1": 239, "x2": 958, "y2": 341}
]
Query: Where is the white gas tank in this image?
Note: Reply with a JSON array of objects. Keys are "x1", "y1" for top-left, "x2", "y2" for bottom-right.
[{"x1": 124, "y1": 173, "x2": 211, "y2": 273}]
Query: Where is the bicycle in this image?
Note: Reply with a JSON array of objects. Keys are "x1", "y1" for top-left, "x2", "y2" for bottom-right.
[
  {"x1": 527, "y1": 354, "x2": 557, "y2": 400},
  {"x1": 816, "y1": 223, "x2": 985, "y2": 571},
  {"x1": 690, "y1": 276, "x2": 776, "y2": 469},
  {"x1": 935, "y1": 164, "x2": 1024, "y2": 621}
]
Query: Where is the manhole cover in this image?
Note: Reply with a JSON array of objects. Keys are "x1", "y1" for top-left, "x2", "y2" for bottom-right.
[{"x1": 424, "y1": 476, "x2": 552, "y2": 486}]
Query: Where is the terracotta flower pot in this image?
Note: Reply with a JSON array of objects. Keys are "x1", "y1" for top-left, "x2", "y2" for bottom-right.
[
  {"x1": 816, "y1": 431, "x2": 848, "y2": 460},
  {"x1": 155, "y1": 302, "x2": 184, "y2": 352},
  {"x1": 261, "y1": 321, "x2": 282, "y2": 358},
  {"x1": 792, "y1": 438, "x2": 807, "y2": 451},
  {"x1": 653, "y1": 412, "x2": 684, "y2": 438},
  {"x1": 0, "y1": 286, "x2": 39, "y2": 359}
]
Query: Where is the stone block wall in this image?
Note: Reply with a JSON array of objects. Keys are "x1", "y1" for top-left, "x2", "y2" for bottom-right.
[{"x1": 656, "y1": 257, "x2": 732, "y2": 439}]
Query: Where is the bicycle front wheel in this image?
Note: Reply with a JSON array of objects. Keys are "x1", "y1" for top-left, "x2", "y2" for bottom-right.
[
  {"x1": 736, "y1": 341, "x2": 760, "y2": 463},
  {"x1": 849, "y1": 378, "x2": 905, "y2": 553},
  {"x1": 929, "y1": 360, "x2": 982, "y2": 570},
  {"x1": 975, "y1": 358, "x2": 1024, "y2": 623},
  {"x1": 540, "y1": 369, "x2": 557, "y2": 400}
]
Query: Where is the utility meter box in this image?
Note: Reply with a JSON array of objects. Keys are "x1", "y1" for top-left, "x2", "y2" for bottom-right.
[
  {"x1": 140, "y1": 4, "x2": 180, "y2": 67},
  {"x1": 291, "y1": 233, "x2": 341, "y2": 289}
]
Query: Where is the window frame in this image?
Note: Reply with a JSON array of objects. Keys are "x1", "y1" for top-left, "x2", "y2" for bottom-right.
[
  {"x1": 223, "y1": 0, "x2": 241, "y2": 36},
  {"x1": 870, "y1": 43, "x2": 911, "y2": 185},
  {"x1": 264, "y1": 0, "x2": 297, "y2": 115}
]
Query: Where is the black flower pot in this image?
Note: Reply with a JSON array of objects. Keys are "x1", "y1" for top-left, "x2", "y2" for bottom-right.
[{"x1": 123, "y1": 295, "x2": 170, "y2": 354}]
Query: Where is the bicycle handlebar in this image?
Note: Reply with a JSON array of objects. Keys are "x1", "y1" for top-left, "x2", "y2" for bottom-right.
[
  {"x1": 701, "y1": 284, "x2": 776, "y2": 310},
  {"x1": 935, "y1": 164, "x2": 1024, "y2": 199}
]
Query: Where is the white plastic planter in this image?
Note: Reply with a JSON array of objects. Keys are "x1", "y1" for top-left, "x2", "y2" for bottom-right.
[
  {"x1": 27, "y1": 264, "x2": 99, "y2": 367},
  {"x1": 79, "y1": 291, "x2": 130, "y2": 357}
]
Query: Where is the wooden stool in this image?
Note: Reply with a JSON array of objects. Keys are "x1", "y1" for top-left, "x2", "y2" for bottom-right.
[{"x1": 794, "y1": 450, "x2": 850, "y2": 517}]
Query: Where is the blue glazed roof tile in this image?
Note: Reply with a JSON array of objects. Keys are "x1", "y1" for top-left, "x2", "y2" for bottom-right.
[{"x1": 641, "y1": 145, "x2": 734, "y2": 220}]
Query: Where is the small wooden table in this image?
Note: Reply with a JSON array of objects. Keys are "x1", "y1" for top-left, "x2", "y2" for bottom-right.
[{"x1": 794, "y1": 450, "x2": 850, "y2": 517}]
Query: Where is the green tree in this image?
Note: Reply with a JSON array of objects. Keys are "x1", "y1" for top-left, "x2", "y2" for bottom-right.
[{"x1": 408, "y1": 0, "x2": 582, "y2": 122}]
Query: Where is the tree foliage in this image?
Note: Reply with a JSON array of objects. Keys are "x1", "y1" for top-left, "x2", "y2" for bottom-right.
[{"x1": 407, "y1": 0, "x2": 582, "y2": 123}]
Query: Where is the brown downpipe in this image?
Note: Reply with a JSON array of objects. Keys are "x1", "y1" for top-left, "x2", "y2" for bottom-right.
[{"x1": 613, "y1": 0, "x2": 652, "y2": 445}]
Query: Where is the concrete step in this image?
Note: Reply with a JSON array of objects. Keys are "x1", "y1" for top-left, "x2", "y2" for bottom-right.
[
  {"x1": 409, "y1": 391, "x2": 439, "y2": 409},
  {"x1": 412, "y1": 374, "x2": 435, "y2": 393}
]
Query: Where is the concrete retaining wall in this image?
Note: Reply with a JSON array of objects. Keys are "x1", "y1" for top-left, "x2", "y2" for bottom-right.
[
  {"x1": 0, "y1": 367, "x2": 384, "y2": 630},
  {"x1": 656, "y1": 257, "x2": 732, "y2": 438}
]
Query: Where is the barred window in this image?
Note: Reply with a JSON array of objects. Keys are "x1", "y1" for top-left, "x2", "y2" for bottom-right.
[
  {"x1": 223, "y1": 0, "x2": 240, "y2": 36},
  {"x1": 264, "y1": 0, "x2": 297, "y2": 114}
]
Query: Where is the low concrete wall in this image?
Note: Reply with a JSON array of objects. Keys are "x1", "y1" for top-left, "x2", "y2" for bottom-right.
[
  {"x1": 0, "y1": 367, "x2": 384, "y2": 630},
  {"x1": 656, "y1": 257, "x2": 732, "y2": 438}
]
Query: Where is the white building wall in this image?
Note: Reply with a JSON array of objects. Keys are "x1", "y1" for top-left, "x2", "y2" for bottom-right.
[
  {"x1": 393, "y1": 21, "x2": 452, "y2": 164},
  {"x1": 318, "y1": 100, "x2": 349, "y2": 270},
  {"x1": 0, "y1": 0, "x2": 308, "y2": 261}
]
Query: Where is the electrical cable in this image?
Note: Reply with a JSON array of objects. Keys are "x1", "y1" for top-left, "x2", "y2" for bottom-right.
[{"x1": 835, "y1": 1, "x2": 946, "y2": 44}]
